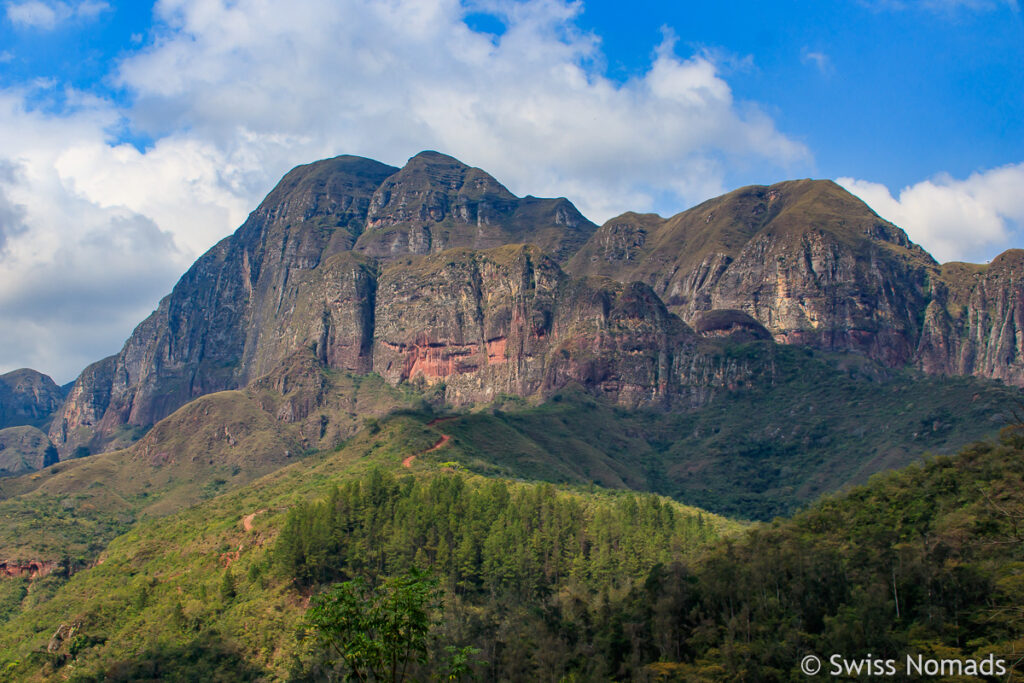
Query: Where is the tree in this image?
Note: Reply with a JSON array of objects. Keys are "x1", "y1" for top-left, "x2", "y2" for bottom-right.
[{"x1": 304, "y1": 568, "x2": 440, "y2": 682}]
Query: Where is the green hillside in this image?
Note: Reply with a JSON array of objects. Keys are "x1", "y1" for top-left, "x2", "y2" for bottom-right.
[
  {"x1": 1, "y1": 409, "x2": 1022, "y2": 680},
  {"x1": 0, "y1": 361, "x2": 423, "y2": 567},
  {"x1": 0, "y1": 416, "x2": 738, "y2": 682},
  {"x1": 568, "y1": 425, "x2": 1024, "y2": 680}
]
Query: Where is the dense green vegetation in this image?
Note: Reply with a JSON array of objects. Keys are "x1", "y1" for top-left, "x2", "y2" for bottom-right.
[
  {"x1": 0, "y1": 417, "x2": 736, "y2": 681},
  {"x1": 574, "y1": 426, "x2": 1024, "y2": 679},
  {"x1": 281, "y1": 430, "x2": 1024, "y2": 680},
  {"x1": 1, "y1": 410, "x2": 1022, "y2": 680}
]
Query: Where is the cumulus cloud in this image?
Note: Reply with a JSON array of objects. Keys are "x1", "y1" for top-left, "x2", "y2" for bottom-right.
[
  {"x1": 115, "y1": 0, "x2": 807, "y2": 219},
  {"x1": 0, "y1": 0, "x2": 809, "y2": 381},
  {"x1": 838, "y1": 163, "x2": 1024, "y2": 263},
  {"x1": 4, "y1": 0, "x2": 109, "y2": 29},
  {"x1": 0, "y1": 88, "x2": 245, "y2": 381}
]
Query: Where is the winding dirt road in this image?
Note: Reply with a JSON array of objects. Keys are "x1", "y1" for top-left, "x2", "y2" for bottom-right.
[{"x1": 402, "y1": 416, "x2": 456, "y2": 468}]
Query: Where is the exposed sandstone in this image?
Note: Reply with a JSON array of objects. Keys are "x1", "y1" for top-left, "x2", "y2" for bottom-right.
[
  {"x1": 49, "y1": 155, "x2": 1024, "y2": 460},
  {"x1": 355, "y1": 151, "x2": 595, "y2": 262},
  {"x1": 373, "y1": 245, "x2": 695, "y2": 408},
  {"x1": 568, "y1": 179, "x2": 937, "y2": 367}
]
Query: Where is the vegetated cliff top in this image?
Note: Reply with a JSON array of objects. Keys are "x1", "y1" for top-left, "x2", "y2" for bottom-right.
[
  {"x1": 566, "y1": 178, "x2": 938, "y2": 284},
  {"x1": 353, "y1": 150, "x2": 596, "y2": 262}
]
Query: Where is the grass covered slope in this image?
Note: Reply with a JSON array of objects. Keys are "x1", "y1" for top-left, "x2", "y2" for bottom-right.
[{"x1": 0, "y1": 416, "x2": 738, "y2": 682}]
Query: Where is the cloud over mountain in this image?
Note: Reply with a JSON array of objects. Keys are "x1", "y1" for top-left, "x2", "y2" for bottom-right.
[{"x1": 838, "y1": 163, "x2": 1024, "y2": 263}]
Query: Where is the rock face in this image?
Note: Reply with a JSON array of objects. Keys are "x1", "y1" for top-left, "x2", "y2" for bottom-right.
[
  {"x1": 48, "y1": 154, "x2": 1024, "y2": 458},
  {"x1": 50, "y1": 155, "x2": 398, "y2": 458},
  {"x1": 917, "y1": 251, "x2": 1024, "y2": 383},
  {"x1": 374, "y1": 245, "x2": 692, "y2": 407},
  {"x1": 568, "y1": 180, "x2": 939, "y2": 367},
  {"x1": 0, "y1": 369, "x2": 64, "y2": 430},
  {"x1": 49, "y1": 153, "x2": 600, "y2": 458},
  {"x1": 355, "y1": 151, "x2": 596, "y2": 262},
  {"x1": 0, "y1": 426, "x2": 58, "y2": 476}
]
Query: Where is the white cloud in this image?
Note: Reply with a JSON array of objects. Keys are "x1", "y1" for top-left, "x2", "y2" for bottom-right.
[
  {"x1": 115, "y1": 0, "x2": 807, "y2": 220},
  {"x1": 5, "y1": 0, "x2": 108, "y2": 29},
  {"x1": 0, "y1": 88, "x2": 245, "y2": 382},
  {"x1": 838, "y1": 163, "x2": 1024, "y2": 263},
  {"x1": 800, "y1": 48, "x2": 833, "y2": 76},
  {"x1": 0, "y1": 0, "x2": 809, "y2": 381}
]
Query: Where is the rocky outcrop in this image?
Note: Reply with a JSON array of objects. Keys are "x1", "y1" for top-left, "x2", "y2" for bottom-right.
[
  {"x1": 355, "y1": 151, "x2": 595, "y2": 262},
  {"x1": 0, "y1": 559, "x2": 57, "y2": 579},
  {"x1": 373, "y1": 245, "x2": 693, "y2": 407},
  {"x1": 692, "y1": 310, "x2": 772, "y2": 341},
  {"x1": 568, "y1": 180, "x2": 939, "y2": 367},
  {"x1": 49, "y1": 156, "x2": 398, "y2": 458},
  {"x1": 918, "y1": 251, "x2": 1024, "y2": 383},
  {"x1": 49, "y1": 153, "x2": 599, "y2": 457},
  {"x1": 0, "y1": 426, "x2": 58, "y2": 476},
  {"x1": 0, "y1": 369, "x2": 64, "y2": 430}
]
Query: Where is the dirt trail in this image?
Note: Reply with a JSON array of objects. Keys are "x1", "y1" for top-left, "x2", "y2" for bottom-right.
[
  {"x1": 242, "y1": 509, "x2": 266, "y2": 532},
  {"x1": 403, "y1": 417, "x2": 456, "y2": 468}
]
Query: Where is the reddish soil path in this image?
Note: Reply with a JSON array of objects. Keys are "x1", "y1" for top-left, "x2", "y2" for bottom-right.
[
  {"x1": 241, "y1": 509, "x2": 266, "y2": 532},
  {"x1": 403, "y1": 417, "x2": 456, "y2": 468}
]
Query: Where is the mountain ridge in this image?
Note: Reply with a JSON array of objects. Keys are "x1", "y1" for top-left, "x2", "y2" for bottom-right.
[{"x1": 35, "y1": 152, "x2": 1024, "y2": 463}]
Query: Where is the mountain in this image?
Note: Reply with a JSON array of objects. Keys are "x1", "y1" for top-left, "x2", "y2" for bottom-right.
[
  {"x1": 918, "y1": 250, "x2": 1024, "y2": 384},
  {"x1": 354, "y1": 150, "x2": 596, "y2": 261},
  {"x1": 0, "y1": 371, "x2": 64, "y2": 475},
  {"x1": 4, "y1": 151, "x2": 1024, "y2": 680},
  {"x1": 0, "y1": 427, "x2": 57, "y2": 477},
  {"x1": 0, "y1": 369, "x2": 63, "y2": 431},
  {"x1": 567, "y1": 179, "x2": 1024, "y2": 384},
  {"x1": 46, "y1": 153, "x2": 1024, "y2": 466},
  {"x1": 48, "y1": 153, "x2": 601, "y2": 459}
]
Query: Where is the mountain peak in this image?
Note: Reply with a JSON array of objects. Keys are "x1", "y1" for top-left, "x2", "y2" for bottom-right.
[
  {"x1": 0, "y1": 368, "x2": 63, "y2": 431},
  {"x1": 407, "y1": 149, "x2": 466, "y2": 164},
  {"x1": 354, "y1": 152, "x2": 594, "y2": 261}
]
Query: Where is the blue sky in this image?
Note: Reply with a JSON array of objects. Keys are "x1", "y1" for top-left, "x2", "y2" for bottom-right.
[{"x1": 0, "y1": 0, "x2": 1022, "y2": 381}]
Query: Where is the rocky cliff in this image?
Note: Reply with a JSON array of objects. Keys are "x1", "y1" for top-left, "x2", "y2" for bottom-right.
[
  {"x1": 0, "y1": 369, "x2": 64, "y2": 430},
  {"x1": 917, "y1": 250, "x2": 1024, "y2": 383},
  {"x1": 49, "y1": 153, "x2": 602, "y2": 458},
  {"x1": 373, "y1": 244, "x2": 695, "y2": 407},
  {"x1": 354, "y1": 151, "x2": 596, "y2": 262},
  {"x1": 567, "y1": 179, "x2": 939, "y2": 366},
  {"x1": 567, "y1": 179, "x2": 1024, "y2": 384},
  {"x1": 0, "y1": 426, "x2": 58, "y2": 476},
  {"x1": 48, "y1": 155, "x2": 1024, "y2": 459},
  {"x1": 49, "y1": 155, "x2": 398, "y2": 458}
]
